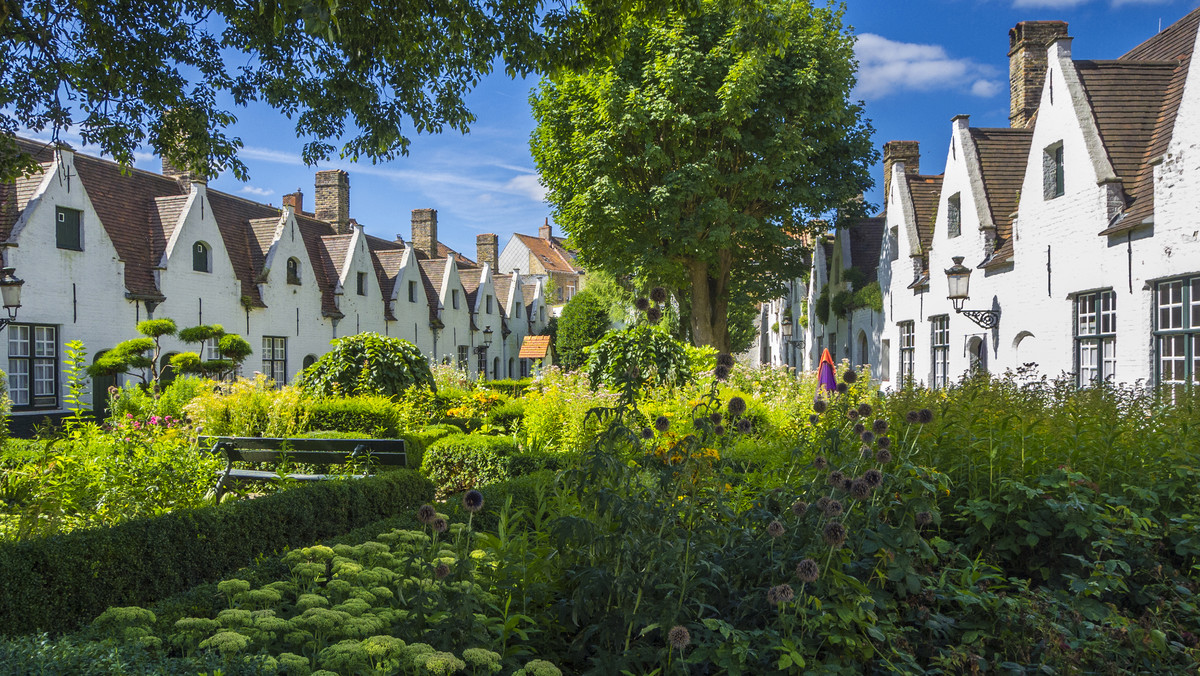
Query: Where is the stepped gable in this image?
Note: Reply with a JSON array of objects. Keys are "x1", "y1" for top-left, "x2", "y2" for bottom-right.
[
  {"x1": 848, "y1": 217, "x2": 886, "y2": 281},
  {"x1": 969, "y1": 127, "x2": 1033, "y2": 268}
]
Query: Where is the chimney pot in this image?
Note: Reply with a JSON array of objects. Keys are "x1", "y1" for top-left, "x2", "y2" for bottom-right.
[
  {"x1": 315, "y1": 170, "x2": 351, "y2": 233},
  {"x1": 539, "y1": 219, "x2": 552, "y2": 240},
  {"x1": 282, "y1": 189, "x2": 303, "y2": 213},
  {"x1": 411, "y1": 208, "x2": 438, "y2": 258},
  {"x1": 1008, "y1": 21, "x2": 1069, "y2": 129}
]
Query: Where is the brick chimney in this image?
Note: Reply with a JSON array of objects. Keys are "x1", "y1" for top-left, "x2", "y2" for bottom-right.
[
  {"x1": 161, "y1": 157, "x2": 196, "y2": 192},
  {"x1": 282, "y1": 189, "x2": 303, "y2": 213},
  {"x1": 476, "y1": 233, "x2": 499, "y2": 270},
  {"x1": 315, "y1": 170, "x2": 350, "y2": 233},
  {"x1": 1009, "y1": 21, "x2": 1069, "y2": 129},
  {"x1": 539, "y1": 218, "x2": 552, "y2": 240},
  {"x1": 412, "y1": 208, "x2": 438, "y2": 258},
  {"x1": 882, "y1": 140, "x2": 920, "y2": 203}
]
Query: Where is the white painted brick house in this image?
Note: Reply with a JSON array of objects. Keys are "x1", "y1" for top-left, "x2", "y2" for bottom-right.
[{"x1": 0, "y1": 141, "x2": 546, "y2": 424}]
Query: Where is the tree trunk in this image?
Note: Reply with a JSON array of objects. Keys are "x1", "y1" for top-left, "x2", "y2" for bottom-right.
[{"x1": 688, "y1": 249, "x2": 733, "y2": 352}]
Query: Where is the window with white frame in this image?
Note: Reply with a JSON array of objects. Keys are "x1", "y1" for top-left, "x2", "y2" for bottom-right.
[
  {"x1": 457, "y1": 345, "x2": 469, "y2": 368},
  {"x1": 8, "y1": 325, "x2": 58, "y2": 409},
  {"x1": 931, "y1": 315, "x2": 949, "y2": 388},
  {"x1": 1075, "y1": 289, "x2": 1116, "y2": 386},
  {"x1": 1155, "y1": 276, "x2": 1200, "y2": 400},
  {"x1": 262, "y1": 336, "x2": 287, "y2": 386},
  {"x1": 898, "y1": 321, "x2": 914, "y2": 383}
]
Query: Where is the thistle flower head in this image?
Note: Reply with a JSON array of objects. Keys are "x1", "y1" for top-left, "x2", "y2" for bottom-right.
[
  {"x1": 906, "y1": 410, "x2": 921, "y2": 424},
  {"x1": 812, "y1": 399, "x2": 828, "y2": 414},
  {"x1": 823, "y1": 498, "x2": 844, "y2": 518},
  {"x1": 842, "y1": 478, "x2": 853, "y2": 491},
  {"x1": 842, "y1": 369, "x2": 858, "y2": 384},
  {"x1": 667, "y1": 625, "x2": 690, "y2": 650},
  {"x1": 432, "y1": 517, "x2": 448, "y2": 533},
  {"x1": 916, "y1": 511, "x2": 934, "y2": 528},
  {"x1": 650, "y1": 286, "x2": 669, "y2": 303},
  {"x1": 873, "y1": 419, "x2": 889, "y2": 434},
  {"x1": 918, "y1": 408, "x2": 935, "y2": 424},
  {"x1": 823, "y1": 521, "x2": 847, "y2": 547},
  {"x1": 795, "y1": 558, "x2": 820, "y2": 583},
  {"x1": 836, "y1": 382, "x2": 848, "y2": 394},
  {"x1": 435, "y1": 563, "x2": 450, "y2": 580},
  {"x1": 813, "y1": 455, "x2": 828, "y2": 470},
  {"x1": 857, "y1": 403, "x2": 873, "y2": 417},
  {"x1": 876, "y1": 448, "x2": 893, "y2": 464},
  {"x1": 863, "y1": 469, "x2": 883, "y2": 488},
  {"x1": 654, "y1": 415, "x2": 671, "y2": 433},
  {"x1": 861, "y1": 444, "x2": 873, "y2": 459},
  {"x1": 635, "y1": 297, "x2": 650, "y2": 312},
  {"x1": 853, "y1": 423, "x2": 865, "y2": 435},
  {"x1": 847, "y1": 409, "x2": 860, "y2": 421},
  {"x1": 417, "y1": 504, "x2": 437, "y2": 524},
  {"x1": 791, "y1": 500, "x2": 808, "y2": 517},
  {"x1": 860, "y1": 430, "x2": 875, "y2": 444},
  {"x1": 808, "y1": 414, "x2": 820, "y2": 425},
  {"x1": 462, "y1": 490, "x2": 484, "y2": 513},
  {"x1": 641, "y1": 427, "x2": 654, "y2": 440},
  {"x1": 736, "y1": 418, "x2": 752, "y2": 434},
  {"x1": 714, "y1": 424, "x2": 725, "y2": 436},
  {"x1": 727, "y1": 397, "x2": 747, "y2": 416},
  {"x1": 714, "y1": 364, "x2": 731, "y2": 381},
  {"x1": 767, "y1": 583, "x2": 795, "y2": 606},
  {"x1": 827, "y1": 470, "x2": 845, "y2": 486},
  {"x1": 849, "y1": 479, "x2": 871, "y2": 500},
  {"x1": 877, "y1": 435, "x2": 892, "y2": 449},
  {"x1": 717, "y1": 353, "x2": 735, "y2": 368},
  {"x1": 710, "y1": 412, "x2": 722, "y2": 424},
  {"x1": 767, "y1": 520, "x2": 785, "y2": 538},
  {"x1": 647, "y1": 306, "x2": 663, "y2": 323}
]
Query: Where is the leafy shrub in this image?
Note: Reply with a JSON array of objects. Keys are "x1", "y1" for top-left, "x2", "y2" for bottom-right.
[
  {"x1": 486, "y1": 398, "x2": 526, "y2": 430},
  {"x1": 421, "y1": 434, "x2": 564, "y2": 496},
  {"x1": 111, "y1": 377, "x2": 211, "y2": 423},
  {"x1": 296, "y1": 332, "x2": 435, "y2": 397},
  {"x1": 0, "y1": 633, "x2": 257, "y2": 675},
  {"x1": 585, "y1": 324, "x2": 692, "y2": 400},
  {"x1": 479, "y1": 378, "x2": 532, "y2": 397},
  {"x1": 0, "y1": 470, "x2": 434, "y2": 636},
  {"x1": 182, "y1": 375, "x2": 309, "y2": 437},
  {"x1": 306, "y1": 395, "x2": 402, "y2": 438},
  {"x1": 555, "y1": 290, "x2": 610, "y2": 370},
  {"x1": 520, "y1": 368, "x2": 614, "y2": 453}
]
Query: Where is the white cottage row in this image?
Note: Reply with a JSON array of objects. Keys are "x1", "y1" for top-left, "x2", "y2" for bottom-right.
[
  {"x1": 0, "y1": 139, "x2": 550, "y2": 424},
  {"x1": 761, "y1": 10, "x2": 1200, "y2": 398}
]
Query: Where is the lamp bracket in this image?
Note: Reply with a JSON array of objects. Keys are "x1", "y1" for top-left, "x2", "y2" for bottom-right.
[{"x1": 957, "y1": 308, "x2": 1000, "y2": 329}]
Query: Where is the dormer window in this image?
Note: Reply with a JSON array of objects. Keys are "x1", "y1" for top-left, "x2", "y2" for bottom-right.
[
  {"x1": 947, "y1": 193, "x2": 961, "y2": 238},
  {"x1": 287, "y1": 257, "x2": 301, "y2": 285},
  {"x1": 356, "y1": 271, "x2": 367, "y2": 296},
  {"x1": 1044, "y1": 142, "x2": 1065, "y2": 199},
  {"x1": 193, "y1": 241, "x2": 211, "y2": 272}
]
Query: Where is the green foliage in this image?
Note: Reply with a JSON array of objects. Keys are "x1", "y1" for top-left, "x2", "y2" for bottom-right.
[
  {"x1": 0, "y1": 470, "x2": 434, "y2": 636},
  {"x1": 306, "y1": 396, "x2": 403, "y2": 438},
  {"x1": 479, "y1": 378, "x2": 533, "y2": 397},
  {"x1": 531, "y1": 0, "x2": 876, "y2": 349},
  {"x1": 297, "y1": 333, "x2": 435, "y2": 397},
  {"x1": 0, "y1": 371, "x2": 9, "y2": 444},
  {"x1": 62, "y1": 340, "x2": 90, "y2": 432},
  {"x1": 182, "y1": 376, "x2": 310, "y2": 438},
  {"x1": 814, "y1": 286, "x2": 831, "y2": 325},
  {"x1": 137, "y1": 319, "x2": 178, "y2": 339},
  {"x1": 585, "y1": 325, "x2": 692, "y2": 401},
  {"x1": 421, "y1": 434, "x2": 566, "y2": 496},
  {"x1": 554, "y1": 290, "x2": 610, "y2": 371}
]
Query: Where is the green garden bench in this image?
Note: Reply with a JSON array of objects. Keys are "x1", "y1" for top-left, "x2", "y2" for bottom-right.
[{"x1": 199, "y1": 436, "x2": 407, "y2": 504}]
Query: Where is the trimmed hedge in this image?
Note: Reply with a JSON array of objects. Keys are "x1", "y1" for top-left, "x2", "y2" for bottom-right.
[
  {"x1": 487, "y1": 398, "x2": 527, "y2": 429},
  {"x1": 480, "y1": 378, "x2": 533, "y2": 397},
  {"x1": 0, "y1": 470, "x2": 434, "y2": 637},
  {"x1": 421, "y1": 434, "x2": 571, "y2": 496},
  {"x1": 306, "y1": 396, "x2": 402, "y2": 437}
]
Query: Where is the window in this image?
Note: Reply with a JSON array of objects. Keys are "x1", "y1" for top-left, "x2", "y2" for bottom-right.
[
  {"x1": 452, "y1": 289, "x2": 460, "y2": 309},
  {"x1": 302, "y1": 354, "x2": 318, "y2": 370},
  {"x1": 515, "y1": 302, "x2": 521, "y2": 318},
  {"x1": 8, "y1": 325, "x2": 57, "y2": 409},
  {"x1": 408, "y1": 280, "x2": 417, "y2": 302},
  {"x1": 556, "y1": 286, "x2": 563, "y2": 302},
  {"x1": 898, "y1": 322, "x2": 914, "y2": 383},
  {"x1": 880, "y1": 339, "x2": 891, "y2": 382},
  {"x1": 1155, "y1": 276, "x2": 1200, "y2": 399},
  {"x1": 193, "y1": 242, "x2": 211, "y2": 272},
  {"x1": 1075, "y1": 290, "x2": 1116, "y2": 386},
  {"x1": 262, "y1": 336, "x2": 287, "y2": 386},
  {"x1": 457, "y1": 345, "x2": 469, "y2": 368},
  {"x1": 829, "y1": 332, "x2": 837, "y2": 361},
  {"x1": 931, "y1": 315, "x2": 950, "y2": 388},
  {"x1": 889, "y1": 227, "x2": 899, "y2": 262},
  {"x1": 356, "y1": 272, "x2": 367, "y2": 296},
  {"x1": 566, "y1": 285, "x2": 575, "y2": 301},
  {"x1": 947, "y1": 193, "x2": 961, "y2": 238},
  {"x1": 1044, "y1": 142, "x2": 1065, "y2": 199},
  {"x1": 486, "y1": 295, "x2": 493, "y2": 314},
  {"x1": 287, "y1": 257, "x2": 301, "y2": 285},
  {"x1": 539, "y1": 306, "x2": 545, "y2": 322},
  {"x1": 204, "y1": 338, "x2": 221, "y2": 361},
  {"x1": 56, "y1": 207, "x2": 82, "y2": 251}
]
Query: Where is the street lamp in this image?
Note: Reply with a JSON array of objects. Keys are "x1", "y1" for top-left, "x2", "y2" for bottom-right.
[
  {"x1": 475, "y1": 325, "x2": 494, "y2": 380},
  {"x1": 944, "y1": 256, "x2": 1000, "y2": 329},
  {"x1": 0, "y1": 267, "x2": 24, "y2": 330}
]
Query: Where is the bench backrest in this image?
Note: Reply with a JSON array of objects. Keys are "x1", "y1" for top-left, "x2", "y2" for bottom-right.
[{"x1": 199, "y1": 436, "x2": 407, "y2": 466}]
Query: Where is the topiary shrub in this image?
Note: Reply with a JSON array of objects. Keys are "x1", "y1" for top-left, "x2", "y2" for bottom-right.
[
  {"x1": 555, "y1": 291, "x2": 610, "y2": 371},
  {"x1": 305, "y1": 396, "x2": 402, "y2": 438},
  {"x1": 421, "y1": 435, "x2": 566, "y2": 496},
  {"x1": 296, "y1": 333, "x2": 435, "y2": 397}
]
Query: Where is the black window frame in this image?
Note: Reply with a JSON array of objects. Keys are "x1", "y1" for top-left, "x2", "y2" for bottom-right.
[
  {"x1": 356, "y1": 272, "x2": 367, "y2": 296},
  {"x1": 8, "y1": 324, "x2": 58, "y2": 410},
  {"x1": 1154, "y1": 275, "x2": 1200, "y2": 400},
  {"x1": 193, "y1": 241, "x2": 211, "y2": 273},
  {"x1": 286, "y1": 257, "x2": 301, "y2": 285},
  {"x1": 262, "y1": 336, "x2": 287, "y2": 387},
  {"x1": 408, "y1": 280, "x2": 417, "y2": 303},
  {"x1": 56, "y1": 206, "x2": 82, "y2": 251}
]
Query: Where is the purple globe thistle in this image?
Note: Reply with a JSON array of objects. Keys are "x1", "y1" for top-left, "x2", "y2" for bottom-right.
[
  {"x1": 641, "y1": 427, "x2": 654, "y2": 440},
  {"x1": 714, "y1": 424, "x2": 725, "y2": 436},
  {"x1": 876, "y1": 449, "x2": 893, "y2": 464},
  {"x1": 635, "y1": 297, "x2": 650, "y2": 312},
  {"x1": 767, "y1": 520, "x2": 785, "y2": 538},
  {"x1": 417, "y1": 504, "x2": 437, "y2": 524},
  {"x1": 823, "y1": 498, "x2": 844, "y2": 518},
  {"x1": 736, "y1": 418, "x2": 752, "y2": 434},
  {"x1": 836, "y1": 382, "x2": 848, "y2": 394},
  {"x1": 906, "y1": 410, "x2": 921, "y2": 424},
  {"x1": 857, "y1": 403, "x2": 873, "y2": 417},
  {"x1": 842, "y1": 479, "x2": 853, "y2": 492},
  {"x1": 853, "y1": 423, "x2": 865, "y2": 435},
  {"x1": 647, "y1": 306, "x2": 663, "y2": 323},
  {"x1": 863, "y1": 469, "x2": 883, "y2": 488},
  {"x1": 791, "y1": 500, "x2": 808, "y2": 517},
  {"x1": 918, "y1": 408, "x2": 935, "y2": 424},
  {"x1": 432, "y1": 517, "x2": 448, "y2": 533},
  {"x1": 812, "y1": 399, "x2": 828, "y2": 414},
  {"x1": 462, "y1": 490, "x2": 484, "y2": 513},
  {"x1": 795, "y1": 558, "x2": 820, "y2": 583},
  {"x1": 717, "y1": 353, "x2": 735, "y2": 368},
  {"x1": 650, "y1": 286, "x2": 669, "y2": 304},
  {"x1": 873, "y1": 419, "x2": 889, "y2": 434},
  {"x1": 823, "y1": 521, "x2": 848, "y2": 547},
  {"x1": 808, "y1": 414, "x2": 820, "y2": 425},
  {"x1": 710, "y1": 412, "x2": 722, "y2": 425},
  {"x1": 877, "y1": 435, "x2": 892, "y2": 450},
  {"x1": 727, "y1": 397, "x2": 747, "y2": 416},
  {"x1": 813, "y1": 455, "x2": 828, "y2": 470},
  {"x1": 654, "y1": 416, "x2": 671, "y2": 433},
  {"x1": 435, "y1": 563, "x2": 450, "y2": 579},
  {"x1": 767, "y1": 584, "x2": 795, "y2": 606},
  {"x1": 861, "y1": 444, "x2": 873, "y2": 460},
  {"x1": 667, "y1": 625, "x2": 690, "y2": 650},
  {"x1": 847, "y1": 409, "x2": 860, "y2": 421},
  {"x1": 916, "y1": 511, "x2": 934, "y2": 528},
  {"x1": 860, "y1": 431, "x2": 875, "y2": 444},
  {"x1": 828, "y1": 470, "x2": 845, "y2": 486},
  {"x1": 849, "y1": 479, "x2": 871, "y2": 500},
  {"x1": 842, "y1": 369, "x2": 858, "y2": 384},
  {"x1": 714, "y1": 364, "x2": 731, "y2": 381}
]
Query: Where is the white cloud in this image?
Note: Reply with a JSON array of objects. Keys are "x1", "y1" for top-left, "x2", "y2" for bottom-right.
[
  {"x1": 503, "y1": 174, "x2": 548, "y2": 202},
  {"x1": 854, "y1": 33, "x2": 1002, "y2": 100},
  {"x1": 239, "y1": 185, "x2": 275, "y2": 197}
]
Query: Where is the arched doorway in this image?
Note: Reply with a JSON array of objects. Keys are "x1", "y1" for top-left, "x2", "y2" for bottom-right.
[
  {"x1": 159, "y1": 352, "x2": 178, "y2": 388},
  {"x1": 303, "y1": 354, "x2": 318, "y2": 370},
  {"x1": 857, "y1": 331, "x2": 869, "y2": 369},
  {"x1": 1013, "y1": 331, "x2": 1038, "y2": 373},
  {"x1": 492, "y1": 356, "x2": 500, "y2": 380},
  {"x1": 507, "y1": 357, "x2": 514, "y2": 378},
  {"x1": 967, "y1": 336, "x2": 988, "y2": 373},
  {"x1": 91, "y1": 350, "x2": 117, "y2": 420}
]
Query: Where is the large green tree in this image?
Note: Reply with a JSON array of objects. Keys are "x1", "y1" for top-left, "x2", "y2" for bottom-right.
[
  {"x1": 0, "y1": 0, "x2": 689, "y2": 181},
  {"x1": 530, "y1": 0, "x2": 875, "y2": 351}
]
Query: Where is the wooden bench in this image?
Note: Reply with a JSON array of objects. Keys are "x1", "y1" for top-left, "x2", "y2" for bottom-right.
[{"x1": 199, "y1": 436, "x2": 407, "y2": 504}]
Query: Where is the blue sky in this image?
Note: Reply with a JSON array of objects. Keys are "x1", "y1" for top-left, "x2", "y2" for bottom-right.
[{"x1": 42, "y1": 1, "x2": 1200, "y2": 258}]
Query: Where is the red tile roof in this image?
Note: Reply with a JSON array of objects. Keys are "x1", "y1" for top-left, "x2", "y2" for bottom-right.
[
  {"x1": 519, "y1": 334, "x2": 551, "y2": 359},
  {"x1": 514, "y1": 233, "x2": 582, "y2": 274}
]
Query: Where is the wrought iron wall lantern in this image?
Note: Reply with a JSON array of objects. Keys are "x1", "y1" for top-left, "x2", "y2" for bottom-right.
[
  {"x1": 944, "y1": 257, "x2": 1000, "y2": 329},
  {"x1": 0, "y1": 267, "x2": 24, "y2": 330}
]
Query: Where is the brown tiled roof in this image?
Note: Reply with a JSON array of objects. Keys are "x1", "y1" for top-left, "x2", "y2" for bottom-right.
[
  {"x1": 149, "y1": 195, "x2": 190, "y2": 265},
  {"x1": 459, "y1": 268, "x2": 482, "y2": 309},
  {"x1": 248, "y1": 216, "x2": 280, "y2": 260},
  {"x1": 981, "y1": 239, "x2": 1014, "y2": 270},
  {"x1": 492, "y1": 274, "x2": 513, "y2": 318},
  {"x1": 514, "y1": 233, "x2": 581, "y2": 274},
  {"x1": 847, "y1": 217, "x2": 885, "y2": 282},
  {"x1": 519, "y1": 334, "x2": 551, "y2": 359},
  {"x1": 522, "y1": 282, "x2": 538, "y2": 324},
  {"x1": 418, "y1": 258, "x2": 447, "y2": 324},
  {"x1": 365, "y1": 235, "x2": 406, "y2": 320},
  {"x1": 440, "y1": 242, "x2": 476, "y2": 268},
  {"x1": 0, "y1": 180, "x2": 15, "y2": 240},
  {"x1": 906, "y1": 174, "x2": 942, "y2": 259},
  {"x1": 204, "y1": 190, "x2": 292, "y2": 309},
  {"x1": 1122, "y1": 7, "x2": 1200, "y2": 61},
  {"x1": 969, "y1": 127, "x2": 1033, "y2": 250}
]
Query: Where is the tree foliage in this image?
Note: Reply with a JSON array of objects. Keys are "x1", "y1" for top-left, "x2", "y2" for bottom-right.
[
  {"x1": 531, "y1": 0, "x2": 875, "y2": 351},
  {"x1": 0, "y1": 0, "x2": 695, "y2": 182},
  {"x1": 555, "y1": 291, "x2": 610, "y2": 370},
  {"x1": 296, "y1": 332, "x2": 435, "y2": 397},
  {"x1": 87, "y1": 319, "x2": 252, "y2": 389},
  {"x1": 585, "y1": 324, "x2": 691, "y2": 401}
]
